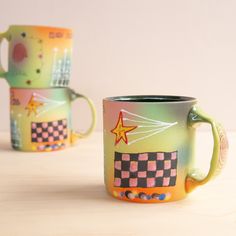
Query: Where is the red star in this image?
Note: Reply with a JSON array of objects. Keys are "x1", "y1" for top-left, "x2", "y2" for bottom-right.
[{"x1": 111, "y1": 111, "x2": 137, "y2": 145}]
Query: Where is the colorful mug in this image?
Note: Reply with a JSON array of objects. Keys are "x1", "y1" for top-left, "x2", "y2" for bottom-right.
[
  {"x1": 10, "y1": 87, "x2": 96, "y2": 152},
  {"x1": 0, "y1": 25, "x2": 72, "y2": 88},
  {"x1": 103, "y1": 95, "x2": 228, "y2": 203}
]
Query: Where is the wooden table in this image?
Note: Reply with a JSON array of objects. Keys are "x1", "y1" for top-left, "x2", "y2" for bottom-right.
[{"x1": 0, "y1": 131, "x2": 235, "y2": 236}]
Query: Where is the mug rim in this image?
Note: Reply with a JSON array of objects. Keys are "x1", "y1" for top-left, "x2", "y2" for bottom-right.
[
  {"x1": 103, "y1": 95, "x2": 197, "y2": 103},
  {"x1": 8, "y1": 25, "x2": 72, "y2": 32}
]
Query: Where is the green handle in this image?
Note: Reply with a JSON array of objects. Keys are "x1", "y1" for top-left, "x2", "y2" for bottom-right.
[
  {"x1": 0, "y1": 31, "x2": 8, "y2": 78},
  {"x1": 68, "y1": 89, "x2": 96, "y2": 143},
  {"x1": 185, "y1": 106, "x2": 228, "y2": 193}
]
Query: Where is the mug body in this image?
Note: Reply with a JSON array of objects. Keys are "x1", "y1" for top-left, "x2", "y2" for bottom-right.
[
  {"x1": 103, "y1": 95, "x2": 197, "y2": 203},
  {"x1": 10, "y1": 87, "x2": 73, "y2": 152},
  {"x1": 5, "y1": 25, "x2": 72, "y2": 88}
]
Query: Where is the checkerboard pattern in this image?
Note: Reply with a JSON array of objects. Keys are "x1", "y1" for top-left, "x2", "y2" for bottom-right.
[
  {"x1": 114, "y1": 151, "x2": 177, "y2": 188},
  {"x1": 31, "y1": 119, "x2": 68, "y2": 143}
]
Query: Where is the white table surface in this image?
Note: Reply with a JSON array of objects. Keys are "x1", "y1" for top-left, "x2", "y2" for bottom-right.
[{"x1": 0, "y1": 131, "x2": 235, "y2": 236}]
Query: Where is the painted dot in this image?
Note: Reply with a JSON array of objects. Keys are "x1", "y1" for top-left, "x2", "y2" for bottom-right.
[
  {"x1": 38, "y1": 54, "x2": 43, "y2": 59},
  {"x1": 127, "y1": 192, "x2": 135, "y2": 200},
  {"x1": 113, "y1": 191, "x2": 118, "y2": 197},
  {"x1": 159, "y1": 194, "x2": 166, "y2": 200},
  {"x1": 12, "y1": 43, "x2": 27, "y2": 62},
  {"x1": 21, "y1": 32, "x2": 26, "y2": 38},
  {"x1": 152, "y1": 193, "x2": 160, "y2": 200},
  {"x1": 139, "y1": 192, "x2": 147, "y2": 200},
  {"x1": 125, "y1": 191, "x2": 135, "y2": 200},
  {"x1": 36, "y1": 69, "x2": 41, "y2": 74},
  {"x1": 26, "y1": 80, "x2": 31, "y2": 85},
  {"x1": 38, "y1": 145, "x2": 45, "y2": 151}
]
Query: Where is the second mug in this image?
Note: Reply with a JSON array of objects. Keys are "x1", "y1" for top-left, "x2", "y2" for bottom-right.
[{"x1": 10, "y1": 87, "x2": 96, "y2": 152}]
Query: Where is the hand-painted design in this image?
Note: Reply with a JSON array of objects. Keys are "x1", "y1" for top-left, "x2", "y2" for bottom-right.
[
  {"x1": 10, "y1": 91, "x2": 21, "y2": 106},
  {"x1": 10, "y1": 119, "x2": 22, "y2": 149},
  {"x1": 25, "y1": 94, "x2": 44, "y2": 116},
  {"x1": 32, "y1": 142, "x2": 66, "y2": 152},
  {"x1": 114, "y1": 151, "x2": 177, "y2": 188},
  {"x1": 112, "y1": 190, "x2": 171, "y2": 201},
  {"x1": 111, "y1": 109, "x2": 177, "y2": 145},
  {"x1": 12, "y1": 43, "x2": 28, "y2": 63},
  {"x1": 31, "y1": 119, "x2": 68, "y2": 152},
  {"x1": 21, "y1": 32, "x2": 26, "y2": 38},
  {"x1": 11, "y1": 33, "x2": 44, "y2": 85},
  {"x1": 111, "y1": 111, "x2": 137, "y2": 145},
  {"x1": 50, "y1": 48, "x2": 71, "y2": 86},
  {"x1": 25, "y1": 93, "x2": 65, "y2": 117},
  {"x1": 215, "y1": 124, "x2": 228, "y2": 176},
  {"x1": 31, "y1": 119, "x2": 68, "y2": 143}
]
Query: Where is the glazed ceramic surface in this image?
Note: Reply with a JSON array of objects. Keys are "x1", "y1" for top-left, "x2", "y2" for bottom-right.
[
  {"x1": 103, "y1": 95, "x2": 228, "y2": 203},
  {"x1": 0, "y1": 25, "x2": 72, "y2": 88},
  {"x1": 10, "y1": 88, "x2": 96, "y2": 152}
]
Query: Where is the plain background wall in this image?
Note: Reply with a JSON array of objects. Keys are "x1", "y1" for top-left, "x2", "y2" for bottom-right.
[{"x1": 0, "y1": 0, "x2": 235, "y2": 132}]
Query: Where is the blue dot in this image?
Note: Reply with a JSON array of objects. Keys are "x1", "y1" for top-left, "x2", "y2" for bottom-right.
[{"x1": 159, "y1": 194, "x2": 166, "y2": 200}]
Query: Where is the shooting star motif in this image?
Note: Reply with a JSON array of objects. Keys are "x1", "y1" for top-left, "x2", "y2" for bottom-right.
[{"x1": 111, "y1": 109, "x2": 178, "y2": 145}]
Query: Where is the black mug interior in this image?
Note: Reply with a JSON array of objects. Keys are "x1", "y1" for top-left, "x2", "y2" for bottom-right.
[{"x1": 107, "y1": 95, "x2": 196, "y2": 103}]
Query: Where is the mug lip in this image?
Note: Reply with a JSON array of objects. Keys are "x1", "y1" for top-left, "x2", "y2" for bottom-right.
[
  {"x1": 103, "y1": 95, "x2": 197, "y2": 103},
  {"x1": 8, "y1": 25, "x2": 72, "y2": 31}
]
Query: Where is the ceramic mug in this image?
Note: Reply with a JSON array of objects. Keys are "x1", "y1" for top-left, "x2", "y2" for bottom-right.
[
  {"x1": 103, "y1": 95, "x2": 228, "y2": 203},
  {"x1": 10, "y1": 87, "x2": 96, "y2": 152},
  {"x1": 0, "y1": 25, "x2": 72, "y2": 88}
]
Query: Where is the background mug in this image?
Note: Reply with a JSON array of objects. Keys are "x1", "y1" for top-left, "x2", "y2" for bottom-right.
[
  {"x1": 10, "y1": 87, "x2": 96, "y2": 152},
  {"x1": 0, "y1": 25, "x2": 72, "y2": 88},
  {"x1": 103, "y1": 95, "x2": 228, "y2": 203}
]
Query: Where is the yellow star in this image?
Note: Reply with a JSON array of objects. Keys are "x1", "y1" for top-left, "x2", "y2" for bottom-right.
[
  {"x1": 111, "y1": 111, "x2": 137, "y2": 145},
  {"x1": 25, "y1": 95, "x2": 44, "y2": 116}
]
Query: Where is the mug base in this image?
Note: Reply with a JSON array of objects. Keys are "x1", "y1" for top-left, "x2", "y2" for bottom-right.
[{"x1": 106, "y1": 188, "x2": 187, "y2": 203}]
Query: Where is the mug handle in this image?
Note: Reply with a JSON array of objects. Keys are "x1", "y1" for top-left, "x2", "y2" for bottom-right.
[
  {"x1": 68, "y1": 88, "x2": 96, "y2": 143},
  {"x1": 0, "y1": 31, "x2": 8, "y2": 78},
  {"x1": 185, "y1": 106, "x2": 228, "y2": 193}
]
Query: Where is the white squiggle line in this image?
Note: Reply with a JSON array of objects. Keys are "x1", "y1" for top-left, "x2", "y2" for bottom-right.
[
  {"x1": 137, "y1": 124, "x2": 176, "y2": 128},
  {"x1": 51, "y1": 48, "x2": 58, "y2": 86},
  {"x1": 128, "y1": 127, "x2": 170, "y2": 145},
  {"x1": 127, "y1": 122, "x2": 178, "y2": 145},
  {"x1": 36, "y1": 103, "x2": 65, "y2": 118},
  {"x1": 34, "y1": 93, "x2": 65, "y2": 106},
  {"x1": 121, "y1": 109, "x2": 173, "y2": 126},
  {"x1": 127, "y1": 126, "x2": 172, "y2": 135},
  {"x1": 123, "y1": 118, "x2": 159, "y2": 125}
]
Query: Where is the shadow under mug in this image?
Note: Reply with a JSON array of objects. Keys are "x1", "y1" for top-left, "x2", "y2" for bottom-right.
[
  {"x1": 10, "y1": 87, "x2": 96, "y2": 152},
  {"x1": 103, "y1": 95, "x2": 228, "y2": 203},
  {"x1": 0, "y1": 25, "x2": 72, "y2": 88}
]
